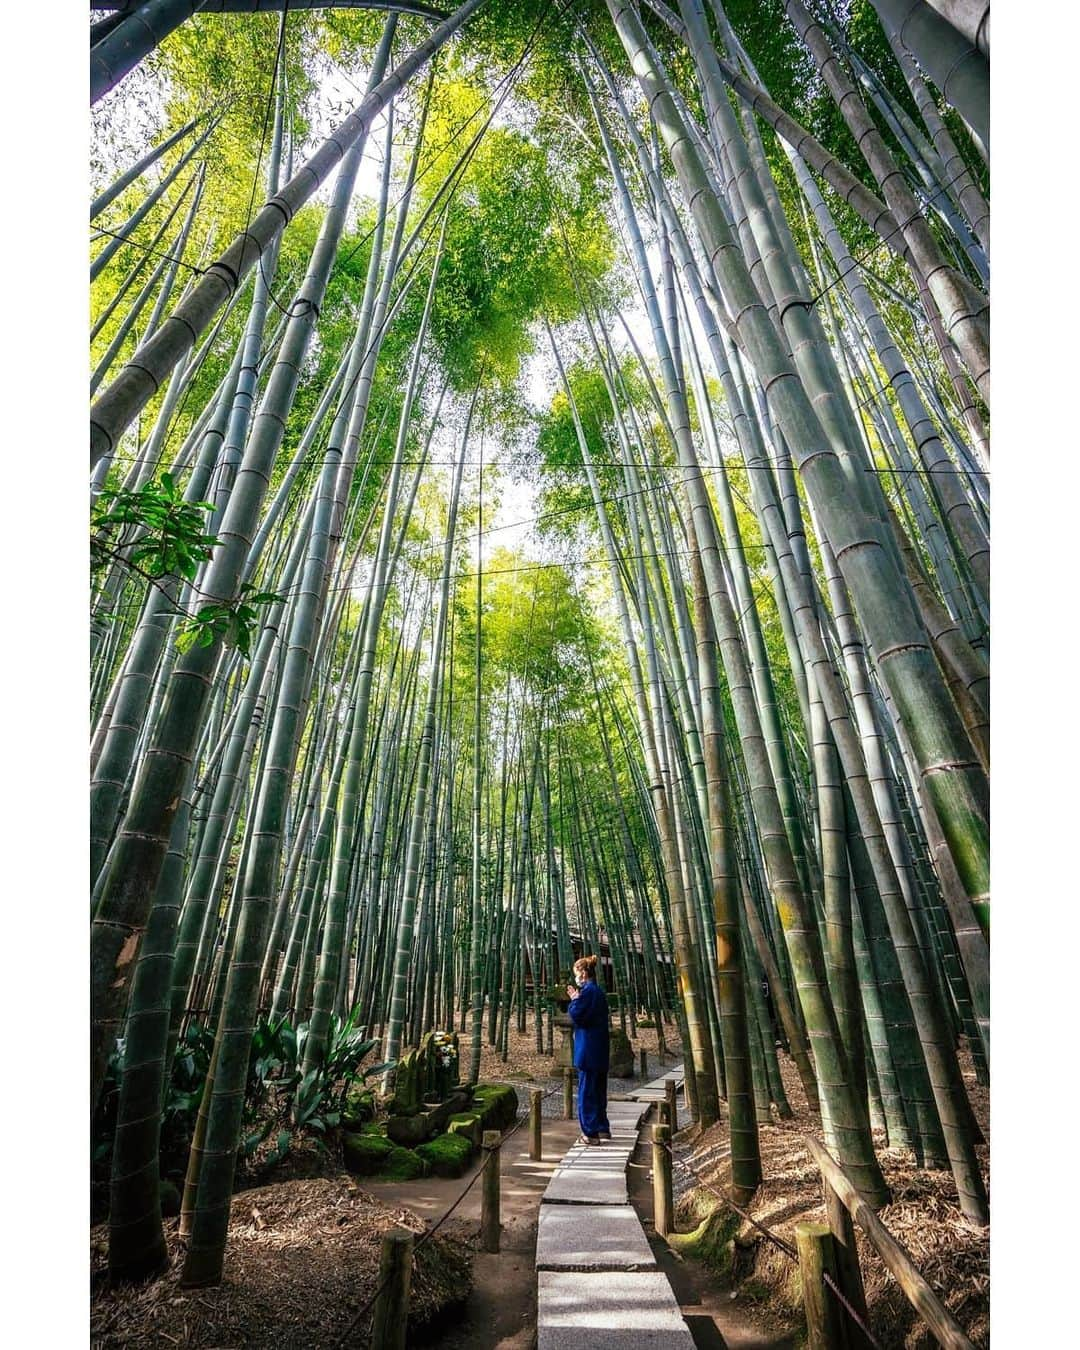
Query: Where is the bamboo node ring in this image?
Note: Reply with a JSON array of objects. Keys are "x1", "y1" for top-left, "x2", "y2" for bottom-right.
[
  {"x1": 776, "y1": 295, "x2": 816, "y2": 323},
  {"x1": 833, "y1": 536, "x2": 883, "y2": 563},
  {"x1": 874, "y1": 640, "x2": 932, "y2": 660}
]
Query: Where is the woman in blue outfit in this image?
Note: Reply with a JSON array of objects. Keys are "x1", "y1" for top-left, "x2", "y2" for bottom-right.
[{"x1": 566, "y1": 954, "x2": 611, "y2": 1145}]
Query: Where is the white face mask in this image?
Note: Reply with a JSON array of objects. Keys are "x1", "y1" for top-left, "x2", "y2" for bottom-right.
[{"x1": 575, "y1": 971, "x2": 587, "y2": 986}]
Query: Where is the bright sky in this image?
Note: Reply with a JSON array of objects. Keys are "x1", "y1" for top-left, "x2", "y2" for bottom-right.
[{"x1": 300, "y1": 49, "x2": 664, "y2": 573}]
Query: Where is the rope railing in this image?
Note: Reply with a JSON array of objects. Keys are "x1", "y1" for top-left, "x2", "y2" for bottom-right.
[
  {"x1": 652, "y1": 1114, "x2": 975, "y2": 1350},
  {"x1": 658, "y1": 1134, "x2": 885, "y2": 1344},
  {"x1": 655, "y1": 1128, "x2": 886, "y2": 1349},
  {"x1": 333, "y1": 1081, "x2": 561, "y2": 1348}
]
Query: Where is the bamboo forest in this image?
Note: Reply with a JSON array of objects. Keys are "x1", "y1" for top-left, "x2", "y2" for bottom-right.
[{"x1": 86, "y1": 2, "x2": 995, "y2": 1346}]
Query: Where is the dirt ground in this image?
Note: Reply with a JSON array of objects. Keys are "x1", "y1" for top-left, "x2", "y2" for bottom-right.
[
  {"x1": 91, "y1": 1017, "x2": 988, "y2": 1349},
  {"x1": 88, "y1": 1020, "x2": 657, "y2": 1349},
  {"x1": 669, "y1": 1043, "x2": 989, "y2": 1349},
  {"x1": 90, "y1": 1176, "x2": 474, "y2": 1347}
]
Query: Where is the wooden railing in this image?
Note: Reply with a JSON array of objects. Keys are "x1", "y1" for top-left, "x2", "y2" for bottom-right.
[
  {"x1": 651, "y1": 1111, "x2": 978, "y2": 1350},
  {"x1": 802, "y1": 1135, "x2": 976, "y2": 1350}
]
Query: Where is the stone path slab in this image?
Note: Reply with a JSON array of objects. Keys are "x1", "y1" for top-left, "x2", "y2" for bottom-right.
[
  {"x1": 534, "y1": 1075, "x2": 697, "y2": 1347},
  {"x1": 625, "y1": 1064, "x2": 685, "y2": 1102},
  {"x1": 606, "y1": 1103, "x2": 647, "y2": 1115},
  {"x1": 535, "y1": 1203, "x2": 657, "y2": 1272},
  {"x1": 537, "y1": 1270, "x2": 696, "y2": 1349},
  {"x1": 562, "y1": 1135, "x2": 635, "y2": 1154},
  {"x1": 543, "y1": 1162, "x2": 629, "y2": 1205},
  {"x1": 605, "y1": 1106, "x2": 648, "y2": 1131},
  {"x1": 558, "y1": 1145, "x2": 633, "y2": 1170}
]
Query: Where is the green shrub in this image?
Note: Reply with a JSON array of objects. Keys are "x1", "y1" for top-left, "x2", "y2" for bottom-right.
[
  {"x1": 417, "y1": 1131, "x2": 474, "y2": 1178},
  {"x1": 342, "y1": 1087, "x2": 376, "y2": 1131}
]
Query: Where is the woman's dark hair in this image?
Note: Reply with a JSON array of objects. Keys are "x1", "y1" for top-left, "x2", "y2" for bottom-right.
[{"x1": 574, "y1": 954, "x2": 599, "y2": 979}]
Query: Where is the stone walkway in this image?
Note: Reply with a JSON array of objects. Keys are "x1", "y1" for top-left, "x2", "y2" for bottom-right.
[
  {"x1": 535, "y1": 1091, "x2": 696, "y2": 1349},
  {"x1": 509, "y1": 1055, "x2": 689, "y2": 1122},
  {"x1": 623, "y1": 1062, "x2": 686, "y2": 1101}
]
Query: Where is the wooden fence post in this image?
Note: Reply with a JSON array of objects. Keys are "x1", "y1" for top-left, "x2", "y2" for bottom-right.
[
  {"x1": 563, "y1": 1066, "x2": 575, "y2": 1121},
  {"x1": 804, "y1": 1135, "x2": 976, "y2": 1350},
  {"x1": 371, "y1": 1228, "x2": 413, "y2": 1350},
  {"x1": 796, "y1": 1221, "x2": 844, "y2": 1350},
  {"x1": 665, "y1": 1076, "x2": 678, "y2": 1131},
  {"x1": 639, "y1": 1047, "x2": 648, "y2": 1079},
  {"x1": 481, "y1": 1130, "x2": 501, "y2": 1253},
  {"x1": 529, "y1": 1088, "x2": 543, "y2": 1161},
  {"x1": 822, "y1": 1173, "x2": 870, "y2": 1348},
  {"x1": 652, "y1": 1123, "x2": 673, "y2": 1238}
]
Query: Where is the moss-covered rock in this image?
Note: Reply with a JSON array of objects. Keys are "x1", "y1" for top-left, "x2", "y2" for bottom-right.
[
  {"x1": 447, "y1": 1111, "x2": 482, "y2": 1147},
  {"x1": 417, "y1": 1131, "x2": 474, "y2": 1178},
  {"x1": 342, "y1": 1131, "x2": 395, "y2": 1176},
  {"x1": 344, "y1": 1129, "x2": 431, "y2": 1180},
  {"x1": 667, "y1": 1201, "x2": 740, "y2": 1276},
  {"x1": 381, "y1": 1146, "x2": 430, "y2": 1181},
  {"x1": 471, "y1": 1083, "x2": 518, "y2": 1132}
]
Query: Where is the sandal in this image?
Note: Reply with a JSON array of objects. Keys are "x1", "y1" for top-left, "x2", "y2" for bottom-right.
[{"x1": 576, "y1": 1134, "x2": 601, "y2": 1146}]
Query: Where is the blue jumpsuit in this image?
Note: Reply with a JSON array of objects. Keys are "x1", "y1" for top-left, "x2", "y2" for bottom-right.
[{"x1": 568, "y1": 979, "x2": 610, "y2": 1138}]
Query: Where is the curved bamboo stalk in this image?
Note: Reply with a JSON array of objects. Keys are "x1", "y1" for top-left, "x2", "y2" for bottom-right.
[
  {"x1": 89, "y1": 0, "x2": 485, "y2": 468},
  {"x1": 869, "y1": 0, "x2": 988, "y2": 155},
  {"x1": 90, "y1": 21, "x2": 386, "y2": 1114},
  {"x1": 781, "y1": 0, "x2": 989, "y2": 406},
  {"x1": 91, "y1": 113, "x2": 202, "y2": 221}
]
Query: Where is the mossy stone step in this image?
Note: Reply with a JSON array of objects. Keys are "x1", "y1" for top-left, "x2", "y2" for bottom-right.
[
  {"x1": 417, "y1": 1130, "x2": 474, "y2": 1178},
  {"x1": 386, "y1": 1087, "x2": 471, "y2": 1146},
  {"x1": 471, "y1": 1082, "x2": 518, "y2": 1131},
  {"x1": 342, "y1": 1131, "x2": 396, "y2": 1175},
  {"x1": 447, "y1": 1111, "x2": 483, "y2": 1147}
]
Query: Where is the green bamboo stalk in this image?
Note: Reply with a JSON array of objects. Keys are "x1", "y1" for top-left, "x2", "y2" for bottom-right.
[
  {"x1": 383, "y1": 390, "x2": 473, "y2": 1073},
  {"x1": 90, "y1": 0, "x2": 486, "y2": 468}
]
